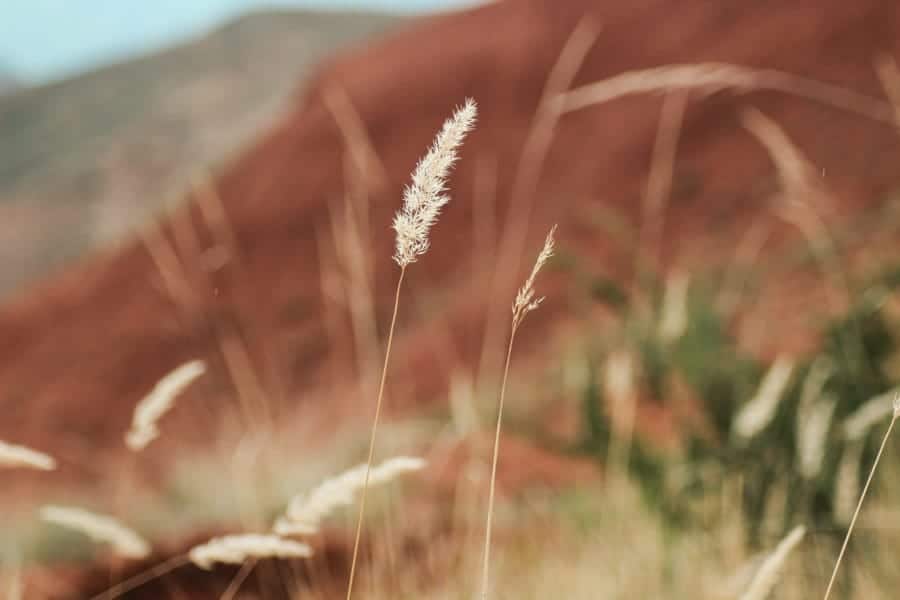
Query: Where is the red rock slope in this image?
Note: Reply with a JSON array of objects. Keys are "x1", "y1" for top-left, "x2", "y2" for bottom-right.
[{"x1": 2, "y1": 0, "x2": 900, "y2": 472}]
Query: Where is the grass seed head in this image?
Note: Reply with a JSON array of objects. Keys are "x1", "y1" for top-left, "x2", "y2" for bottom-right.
[
  {"x1": 188, "y1": 534, "x2": 312, "y2": 570},
  {"x1": 39, "y1": 505, "x2": 150, "y2": 559},
  {"x1": 0, "y1": 441, "x2": 56, "y2": 471},
  {"x1": 393, "y1": 98, "x2": 477, "y2": 267}
]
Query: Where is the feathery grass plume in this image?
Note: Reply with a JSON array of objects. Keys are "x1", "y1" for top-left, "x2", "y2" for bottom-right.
[
  {"x1": 279, "y1": 456, "x2": 425, "y2": 532},
  {"x1": 794, "y1": 359, "x2": 833, "y2": 433},
  {"x1": 823, "y1": 391, "x2": 900, "y2": 600},
  {"x1": 792, "y1": 358, "x2": 835, "y2": 481},
  {"x1": 739, "y1": 525, "x2": 806, "y2": 600},
  {"x1": 841, "y1": 386, "x2": 899, "y2": 441},
  {"x1": 604, "y1": 350, "x2": 637, "y2": 474},
  {"x1": 39, "y1": 505, "x2": 150, "y2": 559},
  {"x1": 732, "y1": 356, "x2": 794, "y2": 440},
  {"x1": 345, "y1": 100, "x2": 476, "y2": 600},
  {"x1": 796, "y1": 394, "x2": 837, "y2": 480},
  {"x1": 511, "y1": 225, "x2": 557, "y2": 327},
  {"x1": 125, "y1": 360, "x2": 206, "y2": 451},
  {"x1": 0, "y1": 440, "x2": 56, "y2": 471},
  {"x1": 604, "y1": 350, "x2": 635, "y2": 407},
  {"x1": 188, "y1": 534, "x2": 311, "y2": 570},
  {"x1": 658, "y1": 271, "x2": 690, "y2": 342},
  {"x1": 480, "y1": 225, "x2": 556, "y2": 600},
  {"x1": 272, "y1": 519, "x2": 318, "y2": 538},
  {"x1": 392, "y1": 98, "x2": 477, "y2": 267},
  {"x1": 834, "y1": 441, "x2": 864, "y2": 526}
]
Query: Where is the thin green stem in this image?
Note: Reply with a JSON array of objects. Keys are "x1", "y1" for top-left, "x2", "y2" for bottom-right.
[{"x1": 345, "y1": 266, "x2": 406, "y2": 600}]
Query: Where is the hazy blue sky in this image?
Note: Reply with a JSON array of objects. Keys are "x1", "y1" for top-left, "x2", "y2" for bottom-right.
[{"x1": 0, "y1": 0, "x2": 470, "y2": 84}]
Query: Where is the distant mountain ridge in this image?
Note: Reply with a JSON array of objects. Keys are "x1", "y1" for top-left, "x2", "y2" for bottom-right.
[
  {"x1": 0, "y1": 63, "x2": 21, "y2": 96},
  {"x1": 0, "y1": 8, "x2": 399, "y2": 296}
]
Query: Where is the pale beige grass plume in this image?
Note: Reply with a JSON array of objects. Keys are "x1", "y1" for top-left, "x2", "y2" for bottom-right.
[
  {"x1": 732, "y1": 356, "x2": 795, "y2": 440},
  {"x1": 739, "y1": 525, "x2": 806, "y2": 600},
  {"x1": 841, "y1": 386, "x2": 900, "y2": 441},
  {"x1": 0, "y1": 440, "x2": 56, "y2": 471},
  {"x1": 275, "y1": 456, "x2": 426, "y2": 536},
  {"x1": 345, "y1": 98, "x2": 477, "y2": 600},
  {"x1": 658, "y1": 271, "x2": 690, "y2": 342},
  {"x1": 604, "y1": 349, "x2": 637, "y2": 475},
  {"x1": 187, "y1": 534, "x2": 312, "y2": 570},
  {"x1": 479, "y1": 225, "x2": 556, "y2": 600},
  {"x1": 39, "y1": 505, "x2": 150, "y2": 559},
  {"x1": 125, "y1": 360, "x2": 206, "y2": 451},
  {"x1": 796, "y1": 394, "x2": 837, "y2": 480},
  {"x1": 834, "y1": 441, "x2": 865, "y2": 526},
  {"x1": 392, "y1": 98, "x2": 478, "y2": 268},
  {"x1": 794, "y1": 358, "x2": 838, "y2": 481}
]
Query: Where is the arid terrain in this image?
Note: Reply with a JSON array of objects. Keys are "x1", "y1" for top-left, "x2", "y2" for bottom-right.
[
  {"x1": 0, "y1": 9, "x2": 399, "y2": 296},
  {"x1": 3, "y1": 1, "x2": 900, "y2": 598}
]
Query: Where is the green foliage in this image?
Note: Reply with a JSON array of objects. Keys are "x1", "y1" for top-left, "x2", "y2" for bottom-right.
[{"x1": 576, "y1": 273, "x2": 899, "y2": 547}]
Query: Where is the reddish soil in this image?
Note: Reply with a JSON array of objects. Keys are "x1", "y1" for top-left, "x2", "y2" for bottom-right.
[{"x1": 2, "y1": 0, "x2": 900, "y2": 495}]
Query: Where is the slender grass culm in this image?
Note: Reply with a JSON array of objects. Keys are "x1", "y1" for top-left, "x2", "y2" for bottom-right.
[
  {"x1": 479, "y1": 225, "x2": 556, "y2": 600},
  {"x1": 822, "y1": 391, "x2": 900, "y2": 600},
  {"x1": 344, "y1": 98, "x2": 477, "y2": 600}
]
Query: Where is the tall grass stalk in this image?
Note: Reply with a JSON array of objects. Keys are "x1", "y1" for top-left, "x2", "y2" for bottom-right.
[
  {"x1": 479, "y1": 225, "x2": 556, "y2": 600},
  {"x1": 344, "y1": 99, "x2": 476, "y2": 600},
  {"x1": 822, "y1": 392, "x2": 900, "y2": 600}
]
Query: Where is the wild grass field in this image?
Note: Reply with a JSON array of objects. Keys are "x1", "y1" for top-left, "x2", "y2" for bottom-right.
[{"x1": 3, "y1": 1, "x2": 900, "y2": 599}]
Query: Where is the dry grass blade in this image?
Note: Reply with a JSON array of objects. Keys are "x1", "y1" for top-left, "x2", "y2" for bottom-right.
[
  {"x1": 345, "y1": 100, "x2": 477, "y2": 600},
  {"x1": 125, "y1": 360, "x2": 206, "y2": 450},
  {"x1": 638, "y1": 91, "x2": 688, "y2": 283},
  {"x1": 188, "y1": 534, "x2": 312, "y2": 570},
  {"x1": 822, "y1": 392, "x2": 900, "y2": 600},
  {"x1": 875, "y1": 54, "x2": 900, "y2": 126},
  {"x1": 0, "y1": 440, "x2": 56, "y2": 471},
  {"x1": 480, "y1": 225, "x2": 557, "y2": 600},
  {"x1": 739, "y1": 525, "x2": 806, "y2": 600},
  {"x1": 834, "y1": 441, "x2": 865, "y2": 526},
  {"x1": 558, "y1": 62, "x2": 894, "y2": 122},
  {"x1": 741, "y1": 106, "x2": 849, "y2": 312},
  {"x1": 39, "y1": 505, "x2": 150, "y2": 559},
  {"x1": 796, "y1": 394, "x2": 837, "y2": 480}
]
